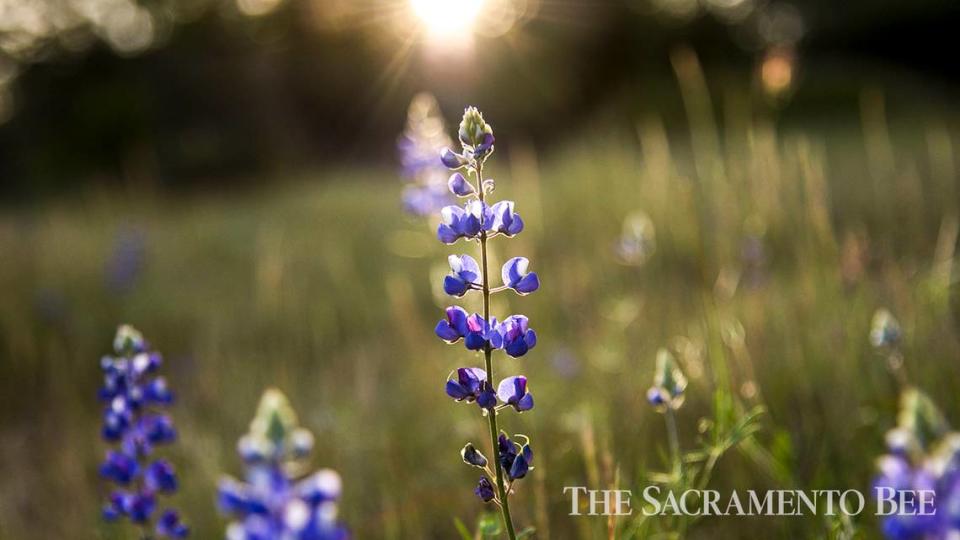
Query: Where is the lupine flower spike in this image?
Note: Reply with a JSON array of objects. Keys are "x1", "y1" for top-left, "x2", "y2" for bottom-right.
[
  {"x1": 646, "y1": 348, "x2": 687, "y2": 411},
  {"x1": 647, "y1": 348, "x2": 687, "y2": 478},
  {"x1": 99, "y1": 324, "x2": 189, "y2": 538},
  {"x1": 217, "y1": 388, "x2": 349, "y2": 540},
  {"x1": 434, "y1": 106, "x2": 539, "y2": 539},
  {"x1": 874, "y1": 388, "x2": 960, "y2": 539},
  {"x1": 871, "y1": 308, "x2": 907, "y2": 385},
  {"x1": 397, "y1": 93, "x2": 455, "y2": 216},
  {"x1": 868, "y1": 310, "x2": 960, "y2": 538}
]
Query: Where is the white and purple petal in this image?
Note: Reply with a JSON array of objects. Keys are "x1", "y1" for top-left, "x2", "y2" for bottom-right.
[
  {"x1": 440, "y1": 148, "x2": 466, "y2": 169},
  {"x1": 448, "y1": 173, "x2": 476, "y2": 197},
  {"x1": 501, "y1": 257, "x2": 539, "y2": 295}
]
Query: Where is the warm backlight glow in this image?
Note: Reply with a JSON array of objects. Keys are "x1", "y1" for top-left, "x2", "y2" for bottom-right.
[{"x1": 411, "y1": 0, "x2": 485, "y2": 38}]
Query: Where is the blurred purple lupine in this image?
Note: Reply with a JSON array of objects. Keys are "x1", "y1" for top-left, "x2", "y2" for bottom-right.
[
  {"x1": 614, "y1": 211, "x2": 655, "y2": 266},
  {"x1": 873, "y1": 388, "x2": 960, "y2": 539},
  {"x1": 869, "y1": 311, "x2": 960, "y2": 539},
  {"x1": 105, "y1": 228, "x2": 146, "y2": 294},
  {"x1": 99, "y1": 324, "x2": 189, "y2": 538},
  {"x1": 434, "y1": 106, "x2": 539, "y2": 539},
  {"x1": 217, "y1": 388, "x2": 349, "y2": 540},
  {"x1": 397, "y1": 93, "x2": 455, "y2": 216}
]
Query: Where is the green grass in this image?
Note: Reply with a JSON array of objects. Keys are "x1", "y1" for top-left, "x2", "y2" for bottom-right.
[{"x1": 1, "y1": 94, "x2": 959, "y2": 539}]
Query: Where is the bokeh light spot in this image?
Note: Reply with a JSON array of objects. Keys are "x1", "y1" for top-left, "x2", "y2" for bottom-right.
[{"x1": 411, "y1": 0, "x2": 485, "y2": 38}]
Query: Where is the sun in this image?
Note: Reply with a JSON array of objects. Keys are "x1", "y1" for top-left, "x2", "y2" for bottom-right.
[{"x1": 410, "y1": 0, "x2": 485, "y2": 38}]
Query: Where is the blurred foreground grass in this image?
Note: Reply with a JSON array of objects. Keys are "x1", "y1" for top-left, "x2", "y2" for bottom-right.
[{"x1": 1, "y1": 89, "x2": 960, "y2": 539}]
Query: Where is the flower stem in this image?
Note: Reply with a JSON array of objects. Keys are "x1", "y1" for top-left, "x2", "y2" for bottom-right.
[
  {"x1": 665, "y1": 407, "x2": 681, "y2": 479},
  {"x1": 477, "y1": 161, "x2": 518, "y2": 540}
]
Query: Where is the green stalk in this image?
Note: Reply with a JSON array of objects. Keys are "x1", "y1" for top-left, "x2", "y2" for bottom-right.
[
  {"x1": 477, "y1": 161, "x2": 517, "y2": 540},
  {"x1": 665, "y1": 406, "x2": 681, "y2": 479}
]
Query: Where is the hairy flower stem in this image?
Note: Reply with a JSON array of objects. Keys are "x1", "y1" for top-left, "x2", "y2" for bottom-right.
[{"x1": 477, "y1": 162, "x2": 518, "y2": 540}]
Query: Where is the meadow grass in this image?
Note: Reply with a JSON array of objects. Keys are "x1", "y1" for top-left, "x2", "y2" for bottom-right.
[{"x1": 0, "y1": 90, "x2": 959, "y2": 539}]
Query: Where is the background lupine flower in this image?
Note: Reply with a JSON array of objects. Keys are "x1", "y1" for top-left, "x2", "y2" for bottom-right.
[
  {"x1": 98, "y1": 324, "x2": 189, "y2": 538},
  {"x1": 614, "y1": 211, "x2": 656, "y2": 266},
  {"x1": 871, "y1": 308, "x2": 903, "y2": 349},
  {"x1": 550, "y1": 347, "x2": 580, "y2": 380},
  {"x1": 740, "y1": 230, "x2": 769, "y2": 289},
  {"x1": 218, "y1": 388, "x2": 349, "y2": 540},
  {"x1": 105, "y1": 227, "x2": 147, "y2": 294},
  {"x1": 646, "y1": 348, "x2": 687, "y2": 410},
  {"x1": 397, "y1": 93, "x2": 454, "y2": 216},
  {"x1": 433, "y1": 106, "x2": 538, "y2": 538},
  {"x1": 874, "y1": 388, "x2": 960, "y2": 538}
]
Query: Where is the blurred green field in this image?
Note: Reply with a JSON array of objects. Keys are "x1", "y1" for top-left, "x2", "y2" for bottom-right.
[{"x1": 1, "y1": 86, "x2": 960, "y2": 539}]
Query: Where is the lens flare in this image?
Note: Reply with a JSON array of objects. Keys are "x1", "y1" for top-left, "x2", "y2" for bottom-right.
[{"x1": 411, "y1": 0, "x2": 485, "y2": 38}]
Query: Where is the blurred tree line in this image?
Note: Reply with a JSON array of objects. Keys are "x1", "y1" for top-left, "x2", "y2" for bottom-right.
[{"x1": 0, "y1": 0, "x2": 957, "y2": 198}]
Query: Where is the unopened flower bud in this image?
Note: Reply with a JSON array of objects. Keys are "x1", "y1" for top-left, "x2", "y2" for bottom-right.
[{"x1": 461, "y1": 443, "x2": 488, "y2": 468}]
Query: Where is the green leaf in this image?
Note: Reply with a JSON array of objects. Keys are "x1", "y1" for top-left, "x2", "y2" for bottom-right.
[{"x1": 453, "y1": 517, "x2": 473, "y2": 540}]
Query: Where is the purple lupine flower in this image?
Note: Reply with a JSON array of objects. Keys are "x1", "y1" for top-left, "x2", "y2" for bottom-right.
[
  {"x1": 437, "y1": 201, "x2": 487, "y2": 244},
  {"x1": 448, "y1": 172, "x2": 476, "y2": 197},
  {"x1": 145, "y1": 460, "x2": 179, "y2": 493},
  {"x1": 497, "y1": 376, "x2": 534, "y2": 412},
  {"x1": 873, "y1": 442, "x2": 959, "y2": 538},
  {"x1": 435, "y1": 306, "x2": 469, "y2": 342},
  {"x1": 872, "y1": 387, "x2": 960, "y2": 539},
  {"x1": 157, "y1": 510, "x2": 189, "y2": 538},
  {"x1": 475, "y1": 477, "x2": 496, "y2": 502},
  {"x1": 397, "y1": 93, "x2": 455, "y2": 216},
  {"x1": 646, "y1": 349, "x2": 687, "y2": 410},
  {"x1": 98, "y1": 325, "x2": 188, "y2": 538},
  {"x1": 497, "y1": 433, "x2": 533, "y2": 480},
  {"x1": 446, "y1": 367, "x2": 497, "y2": 409},
  {"x1": 501, "y1": 257, "x2": 539, "y2": 295},
  {"x1": 403, "y1": 184, "x2": 451, "y2": 217},
  {"x1": 490, "y1": 315, "x2": 537, "y2": 358},
  {"x1": 434, "y1": 106, "x2": 538, "y2": 530},
  {"x1": 100, "y1": 450, "x2": 139, "y2": 484},
  {"x1": 218, "y1": 388, "x2": 349, "y2": 540},
  {"x1": 435, "y1": 307, "x2": 497, "y2": 351},
  {"x1": 487, "y1": 201, "x2": 524, "y2": 237},
  {"x1": 444, "y1": 254, "x2": 482, "y2": 297},
  {"x1": 441, "y1": 148, "x2": 467, "y2": 169}
]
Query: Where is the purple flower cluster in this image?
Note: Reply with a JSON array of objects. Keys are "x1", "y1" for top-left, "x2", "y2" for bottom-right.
[
  {"x1": 433, "y1": 107, "x2": 538, "y2": 536},
  {"x1": 873, "y1": 389, "x2": 960, "y2": 539},
  {"x1": 218, "y1": 388, "x2": 349, "y2": 540},
  {"x1": 397, "y1": 93, "x2": 455, "y2": 216},
  {"x1": 435, "y1": 308, "x2": 537, "y2": 357},
  {"x1": 98, "y1": 325, "x2": 188, "y2": 538}
]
